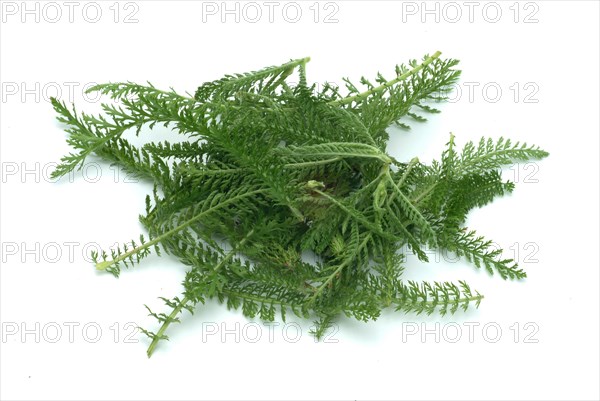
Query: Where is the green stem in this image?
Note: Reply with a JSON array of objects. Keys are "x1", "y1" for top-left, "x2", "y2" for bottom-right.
[
  {"x1": 412, "y1": 182, "x2": 438, "y2": 205},
  {"x1": 146, "y1": 295, "x2": 189, "y2": 358},
  {"x1": 146, "y1": 229, "x2": 255, "y2": 357},
  {"x1": 394, "y1": 294, "x2": 484, "y2": 311},
  {"x1": 220, "y1": 290, "x2": 290, "y2": 306},
  {"x1": 96, "y1": 189, "x2": 265, "y2": 271},
  {"x1": 301, "y1": 152, "x2": 389, "y2": 164},
  {"x1": 383, "y1": 158, "x2": 419, "y2": 208},
  {"x1": 184, "y1": 157, "x2": 344, "y2": 178},
  {"x1": 313, "y1": 189, "x2": 395, "y2": 241},
  {"x1": 288, "y1": 143, "x2": 392, "y2": 164},
  {"x1": 285, "y1": 157, "x2": 343, "y2": 169},
  {"x1": 329, "y1": 51, "x2": 442, "y2": 106},
  {"x1": 396, "y1": 157, "x2": 419, "y2": 189},
  {"x1": 307, "y1": 234, "x2": 372, "y2": 304}
]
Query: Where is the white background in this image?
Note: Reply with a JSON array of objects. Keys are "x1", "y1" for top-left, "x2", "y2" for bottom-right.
[{"x1": 1, "y1": 1, "x2": 599, "y2": 400}]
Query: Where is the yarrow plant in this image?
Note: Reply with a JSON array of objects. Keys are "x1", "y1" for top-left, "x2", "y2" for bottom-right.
[{"x1": 51, "y1": 51, "x2": 548, "y2": 356}]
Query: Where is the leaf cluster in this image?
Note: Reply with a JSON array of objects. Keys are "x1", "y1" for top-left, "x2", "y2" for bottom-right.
[{"x1": 51, "y1": 52, "x2": 548, "y2": 356}]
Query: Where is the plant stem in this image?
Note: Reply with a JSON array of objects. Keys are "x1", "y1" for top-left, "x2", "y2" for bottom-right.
[
  {"x1": 329, "y1": 51, "x2": 442, "y2": 106},
  {"x1": 412, "y1": 182, "x2": 438, "y2": 205},
  {"x1": 146, "y1": 295, "x2": 189, "y2": 358},
  {"x1": 396, "y1": 157, "x2": 420, "y2": 189},
  {"x1": 393, "y1": 293, "x2": 484, "y2": 311},
  {"x1": 307, "y1": 234, "x2": 372, "y2": 304},
  {"x1": 146, "y1": 229, "x2": 255, "y2": 357},
  {"x1": 96, "y1": 189, "x2": 265, "y2": 271},
  {"x1": 285, "y1": 157, "x2": 342, "y2": 169}
]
